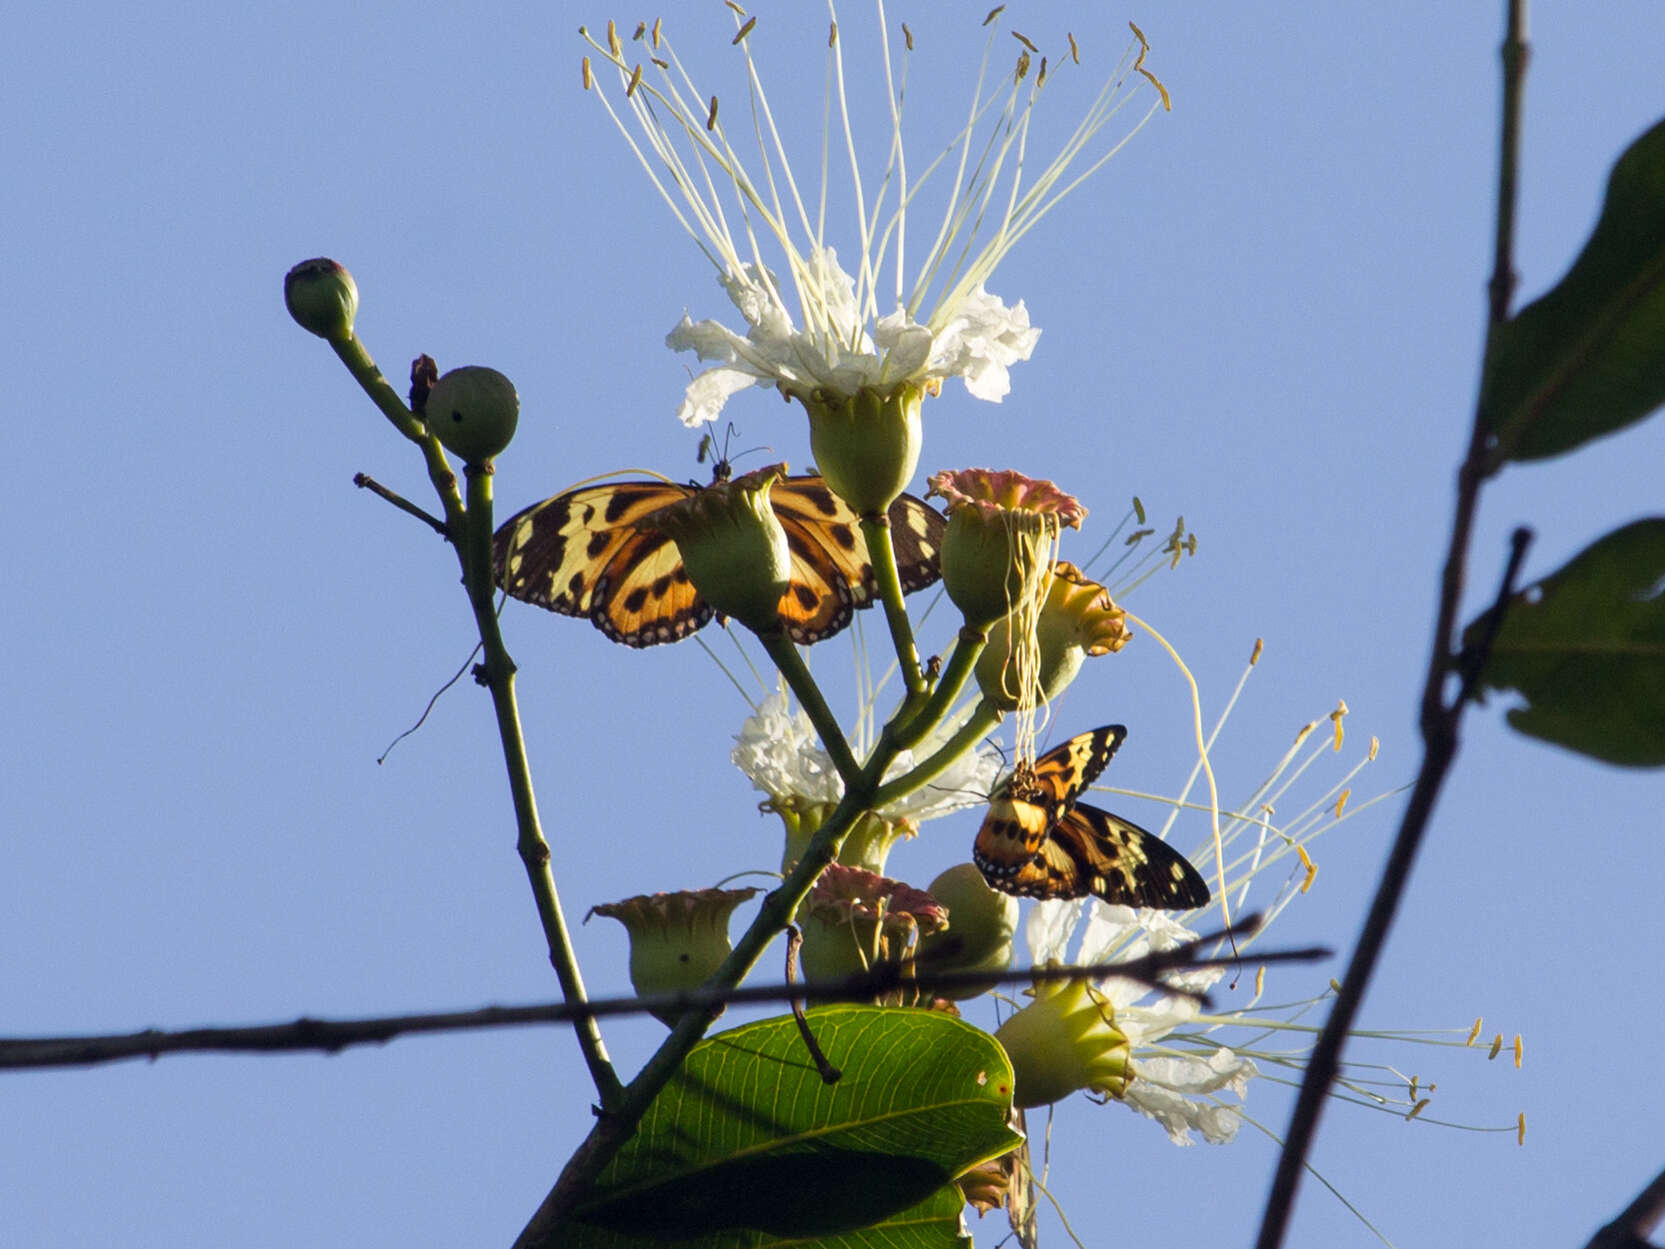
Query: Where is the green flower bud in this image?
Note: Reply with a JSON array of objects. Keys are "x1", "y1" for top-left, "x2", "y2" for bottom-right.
[
  {"x1": 588, "y1": 888, "x2": 760, "y2": 1027},
  {"x1": 284, "y1": 258, "x2": 359, "y2": 343},
  {"x1": 649, "y1": 463, "x2": 793, "y2": 636},
  {"x1": 994, "y1": 972, "x2": 1131, "y2": 1108},
  {"x1": 927, "y1": 468, "x2": 1086, "y2": 631},
  {"x1": 423, "y1": 366, "x2": 519, "y2": 464},
  {"x1": 797, "y1": 383, "x2": 924, "y2": 516},
  {"x1": 974, "y1": 560, "x2": 1131, "y2": 712},
  {"x1": 915, "y1": 863, "x2": 1018, "y2": 999},
  {"x1": 797, "y1": 865, "x2": 947, "y2": 1001}
]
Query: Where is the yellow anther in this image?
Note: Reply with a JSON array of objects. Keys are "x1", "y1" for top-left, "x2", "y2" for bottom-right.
[
  {"x1": 1330, "y1": 700, "x2": 1348, "y2": 750},
  {"x1": 1293, "y1": 720, "x2": 1317, "y2": 748},
  {"x1": 1514, "y1": 1034, "x2": 1523, "y2": 1068},
  {"x1": 626, "y1": 63, "x2": 643, "y2": 97},
  {"x1": 607, "y1": 20, "x2": 620, "y2": 58},
  {"x1": 1328, "y1": 978, "x2": 1342, "y2": 994},
  {"x1": 732, "y1": 15, "x2": 756, "y2": 45},
  {"x1": 1251, "y1": 637, "x2": 1264, "y2": 665},
  {"x1": 706, "y1": 95, "x2": 719, "y2": 131},
  {"x1": 1012, "y1": 30, "x2": 1038, "y2": 53},
  {"x1": 652, "y1": 17, "x2": 661, "y2": 48},
  {"x1": 1517, "y1": 1113, "x2": 1526, "y2": 1144},
  {"x1": 1067, "y1": 32, "x2": 1080, "y2": 64},
  {"x1": 1368, "y1": 735, "x2": 1380, "y2": 761},
  {"x1": 1488, "y1": 1033, "x2": 1503, "y2": 1060},
  {"x1": 1408, "y1": 1075, "x2": 1419, "y2": 1099},
  {"x1": 828, "y1": 21, "x2": 836, "y2": 47},
  {"x1": 1129, "y1": 23, "x2": 1171, "y2": 111},
  {"x1": 1335, "y1": 788, "x2": 1350, "y2": 817},
  {"x1": 1406, "y1": 1098, "x2": 1429, "y2": 1121},
  {"x1": 1466, "y1": 1017, "x2": 1483, "y2": 1046},
  {"x1": 724, "y1": 0, "x2": 745, "y2": 13},
  {"x1": 1037, "y1": 56, "x2": 1048, "y2": 86},
  {"x1": 984, "y1": 6, "x2": 1006, "y2": 26},
  {"x1": 581, "y1": 56, "x2": 592, "y2": 90},
  {"x1": 1296, "y1": 844, "x2": 1317, "y2": 893},
  {"x1": 1186, "y1": 533, "x2": 1198, "y2": 555},
  {"x1": 1254, "y1": 965, "x2": 1265, "y2": 996},
  {"x1": 1015, "y1": 50, "x2": 1031, "y2": 81},
  {"x1": 902, "y1": 22, "x2": 913, "y2": 51}
]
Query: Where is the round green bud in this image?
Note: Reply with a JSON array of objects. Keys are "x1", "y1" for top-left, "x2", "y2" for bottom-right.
[
  {"x1": 915, "y1": 863, "x2": 1018, "y2": 999},
  {"x1": 424, "y1": 366, "x2": 520, "y2": 463},
  {"x1": 283, "y1": 258, "x2": 358, "y2": 342}
]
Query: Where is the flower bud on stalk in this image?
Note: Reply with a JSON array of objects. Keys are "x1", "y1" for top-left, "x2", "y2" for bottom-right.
[
  {"x1": 649, "y1": 463, "x2": 793, "y2": 637},
  {"x1": 588, "y1": 887, "x2": 760, "y2": 1027},
  {"x1": 283, "y1": 258, "x2": 358, "y2": 343}
]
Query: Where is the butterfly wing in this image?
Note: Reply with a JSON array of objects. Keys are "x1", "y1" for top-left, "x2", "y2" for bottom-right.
[
  {"x1": 492, "y1": 481, "x2": 714, "y2": 647},
  {"x1": 1009, "y1": 803, "x2": 1211, "y2": 909},
  {"x1": 768, "y1": 478, "x2": 947, "y2": 645},
  {"x1": 974, "y1": 726, "x2": 1129, "y2": 882}
]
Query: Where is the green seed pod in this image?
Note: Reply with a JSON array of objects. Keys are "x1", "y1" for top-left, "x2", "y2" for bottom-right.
[
  {"x1": 424, "y1": 366, "x2": 520, "y2": 463},
  {"x1": 284, "y1": 258, "x2": 359, "y2": 342}
]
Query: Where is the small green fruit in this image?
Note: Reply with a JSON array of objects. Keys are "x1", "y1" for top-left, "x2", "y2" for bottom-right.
[
  {"x1": 283, "y1": 258, "x2": 358, "y2": 342},
  {"x1": 424, "y1": 366, "x2": 519, "y2": 463}
]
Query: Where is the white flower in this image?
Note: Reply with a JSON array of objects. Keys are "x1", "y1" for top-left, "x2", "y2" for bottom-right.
[
  {"x1": 1027, "y1": 899, "x2": 1256, "y2": 1145},
  {"x1": 732, "y1": 687, "x2": 1001, "y2": 822},
  {"x1": 580, "y1": 8, "x2": 1168, "y2": 424}
]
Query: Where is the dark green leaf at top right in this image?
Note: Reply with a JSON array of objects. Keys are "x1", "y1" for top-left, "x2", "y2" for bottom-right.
[
  {"x1": 1463, "y1": 518, "x2": 1665, "y2": 767},
  {"x1": 1481, "y1": 117, "x2": 1665, "y2": 468}
]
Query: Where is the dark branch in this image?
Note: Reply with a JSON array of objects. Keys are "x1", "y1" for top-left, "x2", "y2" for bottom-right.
[
  {"x1": 1253, "y1": 6, "x2": 1532, "y2": 1247},
  {"x1": 1, "y1": 920, "x2": 1328, "y2": 1073},
  {"x1": 1585, "y1": 1166, "x2": 1665, "y2": 1249}
]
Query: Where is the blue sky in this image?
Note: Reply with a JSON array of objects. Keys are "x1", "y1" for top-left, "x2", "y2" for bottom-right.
[{"x1": 6, "y1": 2, "x2": 1663, "y2": 1245}]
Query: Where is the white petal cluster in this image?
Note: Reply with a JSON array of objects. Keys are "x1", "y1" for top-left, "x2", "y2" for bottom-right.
[
  {"x1": 581, "y1": 9, "x2": 1164, "y2": 426},
  {"x1": 1026, "y1": 900, "x2": 1257, "y2": 1146},
  {"x1": 732, "y1": 690, "x2": 1001, "y2": 822}
]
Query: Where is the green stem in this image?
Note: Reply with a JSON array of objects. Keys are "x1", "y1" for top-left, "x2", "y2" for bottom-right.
[
  {"x1": 860, "y1": 513, "x2": 927, "y2": 699},
  {"x1": 330, "y1": 333, "x2": 466, "y2": 536},
  {"x1": 756, "y1": 628, "x2": 861, "y2": 787},
  {"x1": 888, "y1": 625, "x2": 988, "y2": 753},
  {"x1": 515, "y1": 772, "x2": 886, "y2": 1246},
  {"x1": 461, "y1": 466, "x2": 623, "y2": 1111},
  {"x1": 871, "y1": 698, "x2": 1002, "y2": 810}
]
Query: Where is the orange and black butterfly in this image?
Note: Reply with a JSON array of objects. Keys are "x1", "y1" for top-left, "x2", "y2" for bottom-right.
[
  {"x1": 492, "y1": 467, "x2": 945, "y2": 648},
  {"x1": 973, "y1": 725, "x2": 1210, "y2": 909}
]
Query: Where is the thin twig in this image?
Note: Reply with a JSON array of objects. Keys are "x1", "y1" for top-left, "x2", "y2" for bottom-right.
[
  {"x1": 784, "y1": 926, "x2": 842, "y2": 1084},
  {"x1": 1252, "y1": 5, "x2": 1531, "y2": 1246},
  {"x1": 0, "y1": 925, "x2": 1325, "y2": 1073},
  {"x1": 353, "y1": 472, "x2": 449, "y2": 537}
]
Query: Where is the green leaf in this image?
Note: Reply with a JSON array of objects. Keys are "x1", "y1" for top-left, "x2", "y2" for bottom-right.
[
  {"x1": 1481, "y1": 116, "x2": 1665, "y2": 467},
  {"x1": 1463, "y1": 518, "x2": 1665, "y2": 765},
  {"x1": 562, "y1": 1006, "x2": 1019, "y2": 1247}
]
